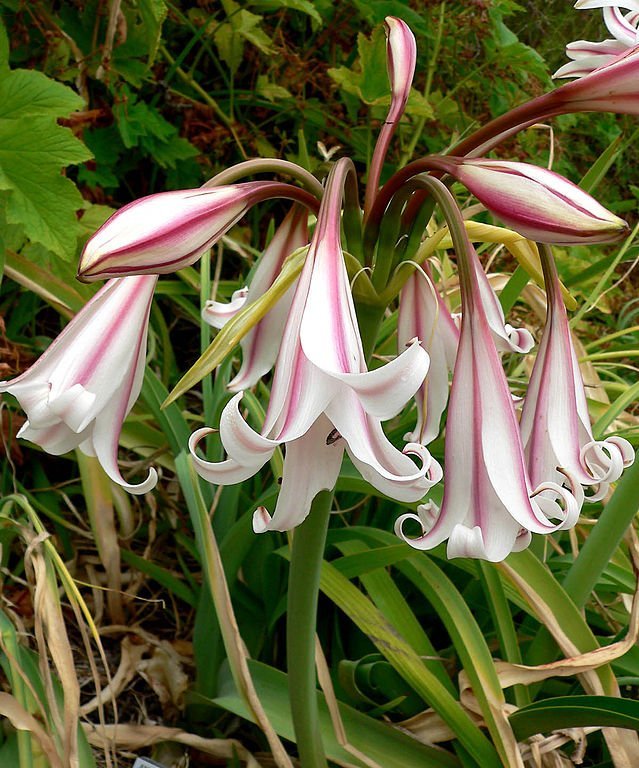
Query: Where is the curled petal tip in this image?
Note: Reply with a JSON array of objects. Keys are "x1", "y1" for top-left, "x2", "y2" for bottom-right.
[
  {"x1": 121, "y1": 467, "x2": 158, "y2": 495},
  {"x1": 253, "y1": 506, "x2": 272, "y2": 534},
  {"x1": 188, "y1": 426, "x2": 218, "y2": 455},
  {"x1": 394, "y1": 501, "x2": 441, "y2": 550}
]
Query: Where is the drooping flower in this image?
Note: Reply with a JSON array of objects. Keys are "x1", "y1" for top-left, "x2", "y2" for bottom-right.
[
  {"x1": 397, "y1": 265, "x2": 460, "y2": 445},
  {"x1": 0, "y1": 277, "x2": 158, "y2": 494},
  {"x1": 555, "y1": 3, "x2": 639, "y2": 79},
  {"x1": 520, "y1": 246, "x2": 635, "y2": 500},
  {"x1": 397, "y1": 245, "x2": 533, "y2": 446},
  {"x1": 190, "y1": 159, "x2": 441, "y2": 532},
  {"x1": 78, "y1": 182, "x2": 319, "y2": 281},
  {"x1": 395, "y1": 235, "x2": 582, "y2": 561},
  {"x1": 202, "y1": 205, "x2": 308, "y2": 391},
  {"x1": 427, "y1": 157, "x2": 629, "y2": 244}
]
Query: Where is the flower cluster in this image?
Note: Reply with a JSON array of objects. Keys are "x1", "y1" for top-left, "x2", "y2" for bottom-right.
[{"x1": 1, "y1": 14, "x2": 635, "y2": 561}]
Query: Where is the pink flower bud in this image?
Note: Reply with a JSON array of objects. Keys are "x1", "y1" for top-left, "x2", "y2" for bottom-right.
[
  {"x1": 78, "y1": 182, "x2": 318, "y2": 281},
  {"x1": 434, "y1": 157, "x2": 629, "y2": 244}
]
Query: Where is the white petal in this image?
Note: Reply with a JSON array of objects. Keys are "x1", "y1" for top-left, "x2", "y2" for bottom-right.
[
  {"x1": 328, "y1": 391, "x2": 441, "y2": 502},
  {"x1": 328, "y1": 340, "x2": 430, "y2": 420},
  {"x1": 253, "y1": 415, "x2": 344, "y2": 532},
  {"x1": 202, "y1": 288, "x2": 249, "y2": 329},
  {"x1": 189, "y1": 428, "x2": 272, "y2": 485},
  {"x1": 219, "y1": 392, "x2": 279, "y2": 463}
]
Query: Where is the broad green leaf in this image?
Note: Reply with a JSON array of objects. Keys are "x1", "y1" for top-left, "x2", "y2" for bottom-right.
[
  {"x1": 0, "y1": 118, "x2": 91, "y2": 259},
  {"x1": 328, "y1": 26, "x2": 389, "y2": 106},
  {"x1": 214, "y1": 1, "x2": 272, "y2": 76},
  {"x1": 112, "y1": 90, "x2": 198, "y2": 168},
  {"x1": 0, "y1": 63, "x2": 90, "y2": 260},
  {"x1": 256, "y1": 74, "x2": 293, "y2": 102},
  {"x1": 0, "y1": 69, "x2": 84, "y2": 119},
  {"x1": 137, "y1": 0, "x2": 168, "y2": 65},
  {"x1": 510, "y1": 695, "x2": 639, "y2": 740},
  {"x1": 215, "y1": 660, "x2": 460, "y2": 768}
]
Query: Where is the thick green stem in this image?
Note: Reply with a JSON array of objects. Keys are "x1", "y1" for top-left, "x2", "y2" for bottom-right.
[{"x1": 287, "y1": 491, "x2": 333, "y2": 768}]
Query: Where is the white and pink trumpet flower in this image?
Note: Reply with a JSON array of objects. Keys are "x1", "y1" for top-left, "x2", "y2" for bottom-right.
[
  {"x1": 190, "y1": 160, "x2": 442, "y2": 532},
  {"x1": 397, "y1": 266, "x2": 460, "y2": 445},
  {"x1": 202, "y1": 205, "x2": 308, "y2": 391},
  {"x1": 520, "y1": 246, "x2": 634, "y2": 501},
  {"x1": 78, "y1": 182, "x2": 318, "y2": 280},
  {"x1": 0, "y1": 276, "x2": 158, "y2": 494},
  {"x1": 556, "y1": 2, "x2": 639, "y2": 79},
  {"x1": 395, "y1": 210, "x2": 583, "y2": 561}
]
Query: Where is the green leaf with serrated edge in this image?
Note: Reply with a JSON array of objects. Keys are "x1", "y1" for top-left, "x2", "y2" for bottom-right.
[
  {"x1": 214, "y1": 1, "x2": 272, "y2": 76},
  {"x1": 137, "y1": 0, "x2": 168, "y2": 65},
  {"x1": 0, "y1": 69, "x2": 84, "y2": 118},
  {"x1": 328, "y1": 26, "x2": 389, "y2": 106},
  {"x1": 256, "y1": 74, "x2": 292, "y2": 103},
  {"x1": 0, "y1": 117, "x2": 92, "y2": 259},
  {"x1": 215, "y1": 660, "x2": 460, "y2": 768},
  {"x1": 510, "y1": 696, "x2": 639, "y2": 740}
]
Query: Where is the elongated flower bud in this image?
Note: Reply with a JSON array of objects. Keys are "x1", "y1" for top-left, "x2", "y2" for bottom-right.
[
  {"x1": 78, "y1": 182, "x2": 319, "y2": 281},
  {"x1": 432, "y1": 157, "x2": 629, "y2": 244},
  {"x1": 385, "y1": 16, "x2": 417, "y2": 124}
]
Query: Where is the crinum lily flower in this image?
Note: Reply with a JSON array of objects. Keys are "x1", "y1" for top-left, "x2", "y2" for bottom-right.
[
  {"x1": 78, "y1": 182, "x2": 318, "y2": 280},
  {"x1": 555, "y1": 2, "x2": 639, "y2": 79},
  {"x1": 0, "y1": 276, "x2": 158, "y2": 494},
  {"x1": 520, "y1": 245, "x2": 635, "y2": 501},
  {"x1": 395, "y1": 179, "x2": 582, "y2": 561},
  {"x1": 190, "y1": 159, "x2": 441, "y2": 532},
  {"x1": 397, "y1": 265, "x2": 460, "y2": 445},
  {"x1": 397, "y1": 249, "x2": 532, "y2": 447},
  {"x1": 202, "y1": 205, "x2": 308, "y2": 391}
]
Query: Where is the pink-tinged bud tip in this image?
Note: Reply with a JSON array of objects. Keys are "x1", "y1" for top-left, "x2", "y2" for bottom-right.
[{"x1": 384, "y1": 16, "x2": 417, "y2": 124}]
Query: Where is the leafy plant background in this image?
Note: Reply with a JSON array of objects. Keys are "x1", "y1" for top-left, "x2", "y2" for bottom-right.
[{"x1": 0, "y1": 1, "x2": 638, "y2": 767}]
